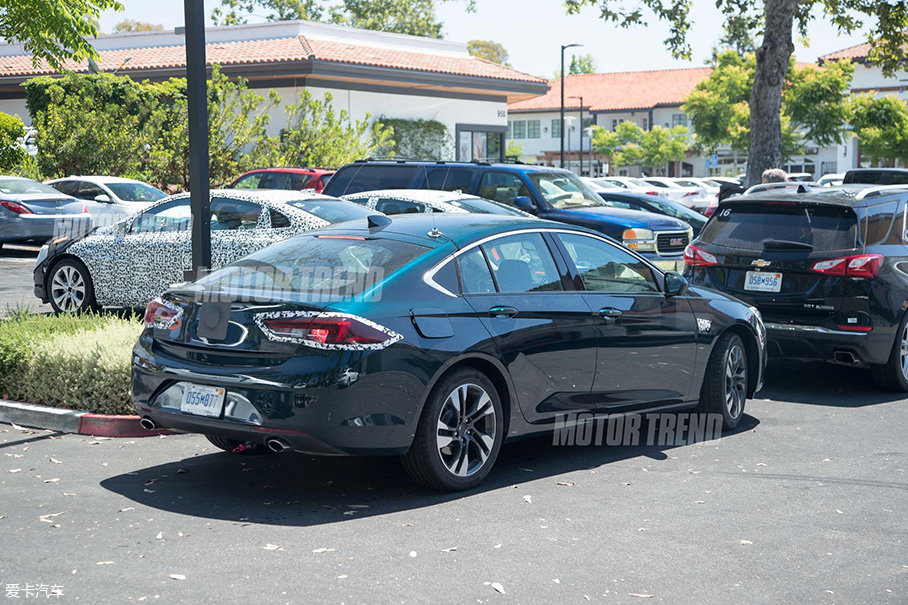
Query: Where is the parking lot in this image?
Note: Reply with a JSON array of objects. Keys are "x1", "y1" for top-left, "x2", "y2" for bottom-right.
[
  {"x1": 0, "y1": 245, "x2": 48, "y2": 315},
  {"x1": 2, "y1": 361, "x2": 904, "y2": 603}
]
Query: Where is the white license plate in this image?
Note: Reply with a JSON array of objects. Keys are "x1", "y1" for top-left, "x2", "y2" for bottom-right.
[
  {"x1": 744, "y1": 271, "x2": 782, "y2": 293},
  {"x1": 180, "y1": 385, "x2": 226, "y2": 418}
]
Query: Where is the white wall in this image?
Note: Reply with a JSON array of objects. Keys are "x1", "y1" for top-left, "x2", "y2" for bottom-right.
[{"x1": 1, "y1": 99, "x2": 31, "y2": 126}]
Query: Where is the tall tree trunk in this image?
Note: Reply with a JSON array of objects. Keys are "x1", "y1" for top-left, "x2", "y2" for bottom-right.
[{"x1": 746, "y1": 0, "x2": 799, "y2": 186}]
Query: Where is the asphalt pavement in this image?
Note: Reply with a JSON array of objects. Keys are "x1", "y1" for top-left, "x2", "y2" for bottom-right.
[
  {"x1": 0, "y1": 245, "x2": 49, "y2": 315},
  {"x1": 1, "y1": 361, "x2": 905, "y2": 604}
]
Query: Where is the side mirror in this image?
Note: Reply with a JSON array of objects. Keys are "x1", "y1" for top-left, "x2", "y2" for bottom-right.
[
  {"x1": 513, "y1": 196, "x2": 535, "y2": 213},
  {"x1": 664, "y1": 271, "x2": 689, "y2": 297},
  {"x1": 94, "y1": 194, "x2": 112, "y2": 203}
]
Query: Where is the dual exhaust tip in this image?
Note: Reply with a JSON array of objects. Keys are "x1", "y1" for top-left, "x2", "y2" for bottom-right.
[{"x1": 140, "y1": 416, "x2": 292, "y2": 453}]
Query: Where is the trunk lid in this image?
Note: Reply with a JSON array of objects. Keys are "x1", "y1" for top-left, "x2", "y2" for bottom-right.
[{"x1": 13, "y1": 193, "x2": 85, "y2": 215}]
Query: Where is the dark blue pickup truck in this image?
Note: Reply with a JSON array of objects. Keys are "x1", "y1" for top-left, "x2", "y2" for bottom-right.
[{"x1": 323, "y1": 160, "x2": 692, "y2": 271}]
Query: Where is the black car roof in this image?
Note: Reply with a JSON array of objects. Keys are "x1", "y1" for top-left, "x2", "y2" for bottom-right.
[{"x1": 341, "y1": 159, "x2": 574, "y2": 174}]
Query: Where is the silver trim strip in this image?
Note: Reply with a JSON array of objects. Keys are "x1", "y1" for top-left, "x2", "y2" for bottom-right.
[{"x1": 855, "y1": 185, "x2": 908, "y2": 201}]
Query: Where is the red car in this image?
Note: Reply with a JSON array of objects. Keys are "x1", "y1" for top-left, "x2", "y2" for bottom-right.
[{"x1": 227, "y1": 168, "x2": 335, "y2": 193}]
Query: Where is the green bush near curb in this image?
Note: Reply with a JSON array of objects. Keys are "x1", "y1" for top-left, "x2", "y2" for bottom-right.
[{"x1": 0, "y1": 309, "x2": 143, "y2": 414}]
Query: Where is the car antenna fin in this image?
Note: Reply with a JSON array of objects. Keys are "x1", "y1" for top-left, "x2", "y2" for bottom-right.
[{"x1": 367, "y1": 214, "x2": 391, "y2": 229}]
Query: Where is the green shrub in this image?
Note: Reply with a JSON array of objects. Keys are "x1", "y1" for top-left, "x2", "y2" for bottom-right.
[
  {"x1": 0, "y1": 112, "x2": 25, "y2": 172},
  {"x1": 0, "y1": 311, "x2": 142, "y2": 414}
]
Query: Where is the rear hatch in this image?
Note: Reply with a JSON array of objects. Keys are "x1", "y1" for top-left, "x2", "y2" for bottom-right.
[{"x1": 690, "y1": 200, "x2": 864, "y2": 326}]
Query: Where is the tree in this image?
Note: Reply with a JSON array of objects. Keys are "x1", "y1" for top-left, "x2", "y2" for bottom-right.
[
  {"x1": 591, "y1": 121, "x2": 643, "y2": 167},
  {"x1": 468, "y1": 40, "x2": 509, "y2": 65},
  {"x1": 113, "y1": 19, "x2": 164, "y2": 33},
  {"x1": 377, "y1": 118, "x2": 451, "y2": 160},
  {"x1": 0, "y1": 112, "x2": 25, "y2": 172},
  {"x1": 564, "y1": 0, "x2": 908, "y2": 185},
  {"x1": 211, "y1": 0, "x2": 323, "y2": 26},
  {"x1": 0, "y1": 0, "x2": 123, "y2": 71},
  {"x1": 847, "y1": 94, "x2": 908, "y2": 166},
  {"x1": 682, "y1": 50, "x2": 852, "y2": 158},
  {"x1": 569, "y1": 53, "x2": 596, "y2": 74},
  {"x1": 505, "y1": 140, "x2": 523, "y2": 158},
  {"x1": 639, "y1": 125, "x2": 689, "y2": 168}
]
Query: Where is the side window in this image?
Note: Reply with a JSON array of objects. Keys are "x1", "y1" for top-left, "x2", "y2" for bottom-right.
[
  {"x1": 51, "y1": 181, "x2": 77, "y2": 196},
  {"x1": 478, "y1": 172, "x2": 531, "y2": 206},
  {"x1": 481, "y1": 233, "x2": 563, "y2": 293},
  {"x1": 260, "y1": 172, "x2": 292, "y2": 190},
  {"x1": 132, "y1": 200, "x2": 192, "y2": 234},
  {"x1": 865, "y1": 201, "x2": 897, "y2": 245},
  {"x1": 459, "y1": 248, "x2": 495, "y2": 294},
  {"x1": 558, "y1": 233, "x2": 658, "y2": 293},
  {"x1": 232, "y1": 173, "x2": 264, "y2": 189},
  {"x1": 290, "y1": 173, "x2": 313, "y2": 190},
  {"x1": 427, "y1": 169, "x2": 473, "y2": 192},
  {"x1": 432, "y1": 260, "x2": 460, "y2": 295},
  {"x1": 210, "y1": 198, "x2": 263, "y2": 231},
  {"x1": 599, "y1": 197, "x2": 634, "y2": 210},
  {"x1": 374, "y1": 198, "x2": 428, "y2": 215},
  {"x1": 269, "y1": 209, "x2": 291, "y2": 229},
  {"x1": 77, "y1": 181, "x2": 105, "y2": 201}
]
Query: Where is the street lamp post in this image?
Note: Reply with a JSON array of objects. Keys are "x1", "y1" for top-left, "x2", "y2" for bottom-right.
[
  {"x1": 183, "y1": 0, "x2": 210, "y2": 280},
  {"x1": 564, "y1": 115, "x2": 576, "y2": 173},
  {"x1": 560, "y1": 43, "x2": 582, "y2": 168},
  {"x1": 569, "y1": 95, "x2": 583, "y2": 176}
]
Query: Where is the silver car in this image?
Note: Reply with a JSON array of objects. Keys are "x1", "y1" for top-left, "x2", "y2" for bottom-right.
[
  {"x1": 0, "y1": 177, "x2": 90, "y2": 248},
  {"x1": 45, "y1": 176, "x2": 166, "y2": 227}
]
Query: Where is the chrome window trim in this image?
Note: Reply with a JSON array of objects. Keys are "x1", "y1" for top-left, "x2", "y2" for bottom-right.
[{"x1": 422, "y1": 227, "x2": 665, "y2": 298}]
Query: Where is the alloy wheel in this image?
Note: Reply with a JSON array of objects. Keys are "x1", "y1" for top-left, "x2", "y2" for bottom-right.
[
  {"x1": 50, "y1": 265, "x2": 86, "y2": 312},
  {"x1": 435, "y1": 383, "x2": 497, "y2": 477},
  {"x1": 725, "y1": 343, "x2": 747, "y2": 419},
  {"x1": 899, "y1": 324, "x2": 908, "y2": 381}
]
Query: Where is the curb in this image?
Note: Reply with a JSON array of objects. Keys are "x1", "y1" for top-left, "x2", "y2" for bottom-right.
[{"x1": 0, "y1": 399, "x2": 170, "y2": 438}]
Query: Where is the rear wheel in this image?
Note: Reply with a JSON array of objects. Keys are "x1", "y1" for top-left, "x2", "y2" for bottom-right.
[
  {"x1": 402, "y1": 368, "x2": 504, "y2": 491},
  {"x1": 205, "y1": 434, "x2": 272, "y2": 455},
  {"x1": 698, "y1": 332, "x2": 748, "y2": 430},
  {"x1": 47, "y1": 258, "x2": 98, "y2": 313},
  {"x1": 871, "y1": 314, "x2": 908, "y2": 392}
]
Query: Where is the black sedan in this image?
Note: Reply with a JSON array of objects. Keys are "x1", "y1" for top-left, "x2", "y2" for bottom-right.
[
  {"x1": 133, "y1": 214, "x2": 766, "y2": 490},
  {"x1": 594, "y1": 190, "x2": 708, "y2": 235}
]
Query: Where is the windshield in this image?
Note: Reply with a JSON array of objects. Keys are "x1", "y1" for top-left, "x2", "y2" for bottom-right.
[
  {"x1": 0, "y1": 178, "x2": 61, "y2": 195},
  {"x1": 289, "y1": 199, "x2": 374, "y2": 223},
  {"x1": 675, "y1": 179, "x2": 704, "y2": 189},
  {"x1": 646, "y1": 198, "x2": 706, "y2": 223},
  {"x1": 106, "y1": 182, "x2": 166, "y2": 202},
  {"x1": 447, "y1": 198, "x2": 526, "y2": 216},
  {"x1": 528, "y1": 173, "x2": 604, "y2": 209}
]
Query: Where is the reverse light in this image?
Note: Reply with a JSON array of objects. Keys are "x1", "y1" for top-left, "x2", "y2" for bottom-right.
[
  {"x1": 684, "y1": 244, "x2": 718, "y2": 267},
  {"x1": 143, "y1": 298, "x2": 183, "y2": 331},
  {"x1": 0, "y1": 200, "x2": 33, "y2": 214},
  {"x1": 622, "y1": 228, "x2": 655, "y2": 252},
  {"x1": 810, "y1": 254, "x2": 883, "y2": 278},
  {"x1": 255, "y1": 311, "x2": 402, "y2": 350}
]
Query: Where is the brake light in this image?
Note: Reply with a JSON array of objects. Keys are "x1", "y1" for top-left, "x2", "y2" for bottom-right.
[
  {"x1": 0, "y1": 200, "x2": 33, "y2": 214},
  {"x1": 255, "y1": 312, "x2": 402, "y2": 350},
  {"x1": 704, "y1": 206, "x2": 716, "y2": 218},
  {"x1": 143, "y1": 298, "x2": 182, "y2": 331},
  {"x1": 683, "y1": 191, "x2": 696, "y2": 197},
  {"x1": 684, "y1": 244, "x2": 718, "y2": 267},
  {"x1": 810, "y1": 254, "x2": 883, "y2": 278}
]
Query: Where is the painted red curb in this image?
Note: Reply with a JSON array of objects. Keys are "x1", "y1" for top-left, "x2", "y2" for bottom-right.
[{"x1": 77, "y1": 414, "x2": 173, "y2": 438}]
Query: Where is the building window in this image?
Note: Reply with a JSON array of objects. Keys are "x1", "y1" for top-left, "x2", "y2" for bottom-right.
[
  {"x1": 642, "y1": 117, "x2": 648, "y2": 129},
  {"x1": 506, "y1": 122, "x2": 511, "y2": 139},
  {"x1": 551, "y1": 119, "x2": 561, "y2": 138},
  {"x1": 581, "y1": 117, "x2": 593, "y2": 137},
  {"x1": 527, "y1": 120, "x2": 541, "y2": 139},
  {"x1": 672, "y1": 113, "x2": 688, "y2": 127},
  {"x1": 512, "y1": 120, "x2": 526, "y2": 139},
  {"x1": 612, "y1": 119, "x2": 619, "y2": 130},
  {"x1": 820, "y1": 161, "x2": 837, "y2": 175}
]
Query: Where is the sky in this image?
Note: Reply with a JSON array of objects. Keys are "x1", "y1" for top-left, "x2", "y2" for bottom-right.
[{"x1": 98, "y1": 0, "x2": 873, "y2": 77}]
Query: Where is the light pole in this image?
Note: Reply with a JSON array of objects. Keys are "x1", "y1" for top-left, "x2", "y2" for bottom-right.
[
  {"x1": 564, "y1": 115, "x2": 576, "y2": 173},
  {"x1": 569, "y1": 95, "x2": 583, "y2": 176},
  {"x1": 183, "y1": 0, "x2": 210, "y2": 280},
  {"x1": 560, "y1": 43, "x2": 582, "y2": 168}
]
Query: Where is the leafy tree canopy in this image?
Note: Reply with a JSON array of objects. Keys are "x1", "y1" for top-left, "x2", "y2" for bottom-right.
[
  {"x1": 569, "y1": 53, "x2": 597, "y2": 74},
  {"x1": 468, "y1": 40, "x2": 509, "y2": 65},
  {"x1": 847, "y1": 94, "x2": 908, "y2": 166},
  {"x1": 113, "y1": 19, "x2": 164, "y2": 33}
]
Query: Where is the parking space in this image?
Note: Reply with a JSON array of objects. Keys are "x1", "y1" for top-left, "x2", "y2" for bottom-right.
[
  {"x1": 1, "y1": 361, "x2": 904, "y2": 603},
  {"x1": 0, "y1": 245, "x2": 49, "y2": 315}
]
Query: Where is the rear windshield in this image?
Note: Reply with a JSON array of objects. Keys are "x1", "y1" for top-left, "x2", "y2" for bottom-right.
[
  {"x1": 323, "y1": 165, "x2": 422, "y2": 196},
  {"x1": 699, "y1": 202, "x2": 860, "y2": 252},
  {"x1": 191, "y1": 235, "x2": 429, "y2": 302},
  {"x1": 288, "y1": 199, "x2": 374, "y2": 223},
  {"x1": 0, "y1": 178, "x2": 61, "y2": 195},
  {"x1": 447, "y1": 198, "x2": 526, "y2": 216}
]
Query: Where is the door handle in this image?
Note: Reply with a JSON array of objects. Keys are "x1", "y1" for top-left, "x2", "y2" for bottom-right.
[
  {"x1": 489, "y1": 306, "x2": 519, "y2": 318},
  {"x1": 598, "y1": 307, "x2": 623, "y2": 320}
]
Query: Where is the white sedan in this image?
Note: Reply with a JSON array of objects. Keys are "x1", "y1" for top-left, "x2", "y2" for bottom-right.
[
  {"x1": 45, "y1": 176, "x2": 167, "y2": 227},
  {"x1": 33, "y1": 190, "x2": 370, "y2": 312}
]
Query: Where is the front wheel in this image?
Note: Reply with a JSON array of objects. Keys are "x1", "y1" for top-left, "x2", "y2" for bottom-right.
[
  {"x1": 698, "y1": 331, "x2": 748, "y2": 431},
  {"x1": 871, "y1": 315, "x2": 908, "y2": 392},
  {"x1": 47, "y1": 258, "x2": 98, "y2": 313},
  {"x1": 402, "y1": 368, "x2": 504, "y2": 491}
]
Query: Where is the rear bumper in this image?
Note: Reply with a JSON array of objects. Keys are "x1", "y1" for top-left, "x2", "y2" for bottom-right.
[{"x1": 765, "y1": 322, "x2": 894, "y2": 366}]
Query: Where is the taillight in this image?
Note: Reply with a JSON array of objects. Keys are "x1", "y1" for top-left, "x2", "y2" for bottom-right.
[
  {"x1": 143, "y1": 298, "x2": 183, "y2": 331},
  {"x1": 684, "y1": 244, "x2": 718, "y2": 267},
  {"x1": 704, "y1": 206, "x2": 716, "y2": 218},
  {"x1": 255, "y1": 312, "x2": 402, "y2": 350},
  {"x1": 0, "y1": 200, "x2": 33, "y2": 214},
  {"x1": 683, "y1": 191, "x2": 696, "y2": 197},
  {"x1": 810, "y1": 254, "x2": 883, "y2": 278}
]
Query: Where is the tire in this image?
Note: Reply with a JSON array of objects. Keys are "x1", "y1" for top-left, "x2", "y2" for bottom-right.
[
  {"x1": 47, "y1": 258, "x2": 99, "y2": 313},
  {"x1": 698, "y1": 331, "x2": 748, "y2": 431},
  {"x1": 402, "y1": 368, "x2": 504, "y2": 491},
  {"x1": 204, "y1": 434, "x2": 272, "y2": 455},
  {"x1": 871, "y1": 313, "x2": 908, "y2": 392}
]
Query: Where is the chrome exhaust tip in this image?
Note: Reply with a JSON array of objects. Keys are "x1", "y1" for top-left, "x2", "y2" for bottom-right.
[
  {"x1": 833, "y1": 351, "x2": 859, "y2": 364},
  {"x1": 265, "y1": 437, "x2": 291, "y2": 453},
  {"x1": 139, "y1": 417, "x2": 157, "y2": 431}
]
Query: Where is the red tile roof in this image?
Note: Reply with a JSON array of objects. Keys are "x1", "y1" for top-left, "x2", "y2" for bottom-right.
[
  {"x1": 819, "y1": 42, "x2": 873, "y2": 61},
  {"x1": 0, "y1": 35, "x2": 544, "y2": 83},
  {"x1": 508, "y1": 67, "x2": 712, "y2": 112}
]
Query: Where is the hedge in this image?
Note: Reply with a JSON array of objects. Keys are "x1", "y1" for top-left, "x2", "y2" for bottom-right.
[{"x1": 0, "y1": 310, "x2": 143, "y2": 415}]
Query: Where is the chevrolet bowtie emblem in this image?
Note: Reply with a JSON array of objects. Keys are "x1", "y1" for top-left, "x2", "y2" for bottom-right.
[{"x1": 751, "y1": 259, "x2": 771, "y2": 268}]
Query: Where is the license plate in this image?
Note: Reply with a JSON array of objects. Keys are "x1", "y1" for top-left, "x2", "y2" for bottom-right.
[
  {"x1": 744, "y1": 271, "x2": 782, "y2": 293},
  {"x1": 180, "y1": 385, "x2": 226, "y2": 418}
]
